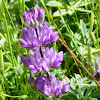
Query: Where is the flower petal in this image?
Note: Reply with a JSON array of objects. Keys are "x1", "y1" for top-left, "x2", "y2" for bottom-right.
[
  {"x1": 29, "y1": 49, "x2": 34, "y2": 59},
  {"x1": 56, "y1": 51, "x2": 63, "y2": 61},
  {"x1": 50, "y1": 29, "x2": 58, "y2": 42},
  {"x1": 19, "y1": 39, "x2": 30, "y2": 47},
  {"x1": 62, "y1": 83, "x2": 69, "y2": 93},
  {"x1": 53, "y1": 58, "x2": 61, "y2": 68},
  {"x1": 29, "y1": 65, "x2": 38, "y2": 73},
  {"x1": 20, "y1": 56, "x2": 32, "y2": 67},
  {"x1": 55, "y1": 88, "x2": 61, "y2": 96}
]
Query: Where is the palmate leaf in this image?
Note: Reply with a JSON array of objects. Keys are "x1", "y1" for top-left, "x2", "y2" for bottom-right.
[
  {"x1": 65, "y1": 74, "x2": 99, "y2": 100},
  {"x1": 52, "y1": 1, "x2": 91, "y2": 17},
  {"x1": 53, "y1": 8, "x2": 91, "y2": 18},
  {"x1": 53, "y1": 9, "x2": 74, "y2": 17},
  {"x1": 68, "y1": 0, "x2": 92, "y2": 7},
  {"x1": 46, "y1": 1, "x2": 63, "y2": 8}
]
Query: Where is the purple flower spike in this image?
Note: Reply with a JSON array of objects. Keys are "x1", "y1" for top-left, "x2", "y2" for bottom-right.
[
  {"x1": 20, "y1": 6, "x2": 69, "y2": 98},
  {"x1": 36, "y1": 75, "x2": 69, "y2": 97},
  {"x1": 23, "y1": 7, "x2": 45, "y2": 27}
]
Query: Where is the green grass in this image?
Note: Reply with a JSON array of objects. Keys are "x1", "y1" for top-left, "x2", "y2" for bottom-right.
[{"x1": 0, "y1": 0, "x2": 100, "y2": 100}]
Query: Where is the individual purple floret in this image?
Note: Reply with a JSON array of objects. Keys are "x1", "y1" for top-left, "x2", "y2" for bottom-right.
[
  {"x1": 19, "y1": 22, "x2": 58, "y2": 50},
  {"x1": 41, "y1": 47, "x2": 63, "y2": 68},
  {"x1": 23, "y1": 7, "x2": 45, "y2": 27},
  {"x1": 35, "y1": 75, "x2": 69, "y2": 97},
  {"x1": 20, "y1": 56, "x2": 32, "y2": 67},
  {"x1": 37, "y1": 21, "x2": 58, "y2": 46},
  {"x1": 21, "y1": 47, "x2": 63, "y2": 73},
  {"x1": 19, "y1": 27, "x2": 40, "y2": 50}
]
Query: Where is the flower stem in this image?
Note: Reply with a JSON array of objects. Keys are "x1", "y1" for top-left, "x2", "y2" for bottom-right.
[{"x1": 39, "y1": 47, "x2": 43, "y2": 57}]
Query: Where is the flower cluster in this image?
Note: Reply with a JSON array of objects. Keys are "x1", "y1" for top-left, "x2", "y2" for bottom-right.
[
  {"x1": 28, "y1": 75, "x2": 69, "y2": 97},
  {"x1": 21, "y1": 47, "x2": 63, "y2": 73},
  {"x1": 19, "y1": 6, "x2": 69, "y2": 98},
  {"x1": 19, "y1": 22, "x2": 58, "y2": 50},
  {"x1": 91, "y1": 56, "x2": 100, "y2": 77},
  {"x1": 22, "y1": 7, "x2": 44, "y2": 27}
]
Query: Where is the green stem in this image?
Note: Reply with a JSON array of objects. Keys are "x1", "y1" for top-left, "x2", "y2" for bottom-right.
[{"x1": 96, "y1": 20, "x2": 99, "y2": 48}]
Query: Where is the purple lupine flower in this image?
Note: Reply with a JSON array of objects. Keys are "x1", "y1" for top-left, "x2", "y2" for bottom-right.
[
  {"x1": 19, "y1": 22, "x2": 58, "y2": 50},
  {"x1": 36, "y1": 75, "x2": 69, "y2": 97},
  {"x1": 23, "y1": 7, "x2": 45, "y2": 27},
  {"x1": 20, "y1": 47, "x2": 63, "y2": 73}
]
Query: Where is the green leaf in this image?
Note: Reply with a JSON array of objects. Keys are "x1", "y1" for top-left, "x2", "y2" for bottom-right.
[
  {"x1": 62, "y1": 92, "x2": 77, "y2": 100},
  {"x1": 0, "y1": 33, "x2": 6, "y2": 48},
  {"x1": 75, "y1": 74, "x2": 83, "y2": 85},
  {"x1": 87, "y1": 47, "x2": 92, "y2": 66},
  {"x1": 0, "y1": 50, "x2": 4, "y2": 76},
  {"x1": 89, "y1": 89, "x2": 100, "y2": 98},
  {"x1": 80, "y1": 20, "x2": 88, "y2": 38},
  {"x1": 53, "y1": 9, "x2": 74, "y2": 17},
  {"x1": 74, "y1": 33, "x2": 81, "y2": 41},
  {"x1": 80, "y1": 20, "x2": 90, "y2": 44},
  {"x1": 46, "y1": 1, "x2": 63, "y2": 8},
  {"x1": 75, "y1": 74, "x2": 88, "y2": 97},
  {"x1": 79, "y1": 1, "x2": 93, "y2": 7},
  {"x1": 13, "y1": 67, "x2": 24, "y2": 74},
  {"x1": 85, "y1": 86, "x2": 95, "y2": 96},
  {"x1": 20, "y1": 95, "x2": 27, "y2": 99},
  {"x1": 95, "y1": 10, "x2": 100, "y2": 18},
  {"x1": 75, "y1": 8, "x2": 91, "y2": 13},
  {"x1": 0, "y1": 85, "x2": 5, "y2": 100}
]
